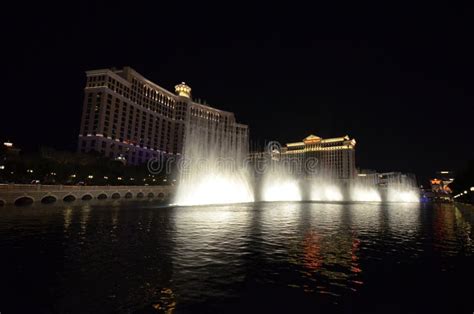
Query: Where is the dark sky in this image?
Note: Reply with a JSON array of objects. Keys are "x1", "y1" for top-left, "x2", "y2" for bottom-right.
[{"x1": 2, "y1": 1, "x2": 473, "y2": 182}]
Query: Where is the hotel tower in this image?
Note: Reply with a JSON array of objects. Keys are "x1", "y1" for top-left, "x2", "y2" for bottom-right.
[{"x1": 78, "y1": 67, "x2": 248, "y2": 165}]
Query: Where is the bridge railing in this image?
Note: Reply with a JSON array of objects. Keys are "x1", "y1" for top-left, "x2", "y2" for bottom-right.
[{"x1": 0, "y1": 184, "x2": 173, "y2": 192}]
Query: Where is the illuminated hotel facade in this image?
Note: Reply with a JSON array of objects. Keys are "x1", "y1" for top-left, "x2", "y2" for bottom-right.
[
  {"x1": 78, "y1": 67, "x2": 248, "y2": 164},
  {"x1": 281, "y1": 134, "x2": 357, "y2": 180}
]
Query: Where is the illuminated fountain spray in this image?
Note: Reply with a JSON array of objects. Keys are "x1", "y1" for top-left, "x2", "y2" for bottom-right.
[
  {"x1": 259, "y1": 142, "x2": 302, "y2": 202},
  {"x1": 385, "y1": 174, "x2": 419, "y2": 202},
  {"x1": 261, "y1": 169, "x2": 302, "y2": 202},
  {"x1": 175, "y1": 99, "x2": 254, "y2": 206},
  {"x1": 349, "y1": 174, "x2": 382, "y2": 202},
  {"x1": 310, "y1": 178, "x2": 344, "y2": 202},
  {"x1": 349, "y1": 184, "x2": 382, "y2": 202}
]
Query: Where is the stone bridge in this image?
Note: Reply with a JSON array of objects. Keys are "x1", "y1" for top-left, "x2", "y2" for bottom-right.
[{"x1": 0, "y1": 184, "x2": 175, "y2": 206}]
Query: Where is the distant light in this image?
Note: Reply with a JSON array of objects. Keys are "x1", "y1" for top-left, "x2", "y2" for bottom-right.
[
  {"x1": 358, "y1": 174, "x2": 367, "y2": 177},
  {"x1": 440, "y1": 171, "x2": 449, "y2": 174},
  {"x1": 130, "y1": 178, "x2": 134, "y2": 181},
  {"x1": 464, "y1": 191, "x2": 468, "y2": 194},
  {"x1": 50, "y1": 172, "x2": 56, "y2": 176},
  {"x1": 70, "y1": 174, "x2": 76, "y2": 178},
  {"x1": 27, "y1": 169, "x2": 33, "y2": 173},
  {"x1": 3, "y1": 142, "x2": 13, "y2": 148},
  {"x1": 471, "y1": 187, "x2": 474, "y2": 191},
  {"x1": 88, "y1": 175, "x2": 94, "y2": 179},
  {"x1": 104, "y1": 176, "x2": 108, "y2": 180},
  {"x1": 0, "y1": 165, "x2": 4, "y2": 170},
  {"x1": 117, "y1": 177, "x2": 122, "y2": 181},
  {"x1": 163, "y1": 179, "x2": 167, "y2": 182}
]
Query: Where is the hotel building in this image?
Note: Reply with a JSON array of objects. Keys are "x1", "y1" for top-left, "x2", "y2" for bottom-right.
[
  {"x1": 249, "y1": 134, "x2": 357, "y2": 181},
  {"x1": 281, "y1": 134, "x2": 357, "y2": 180},
  {"x1": 78, "y1": 67, "x2": 248, "y2": 164}
]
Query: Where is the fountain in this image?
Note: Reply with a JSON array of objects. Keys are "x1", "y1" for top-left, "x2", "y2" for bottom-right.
[
  {"x1": 175, "y1": 127, "x2": 418, "y2": 205},
  {"x1": 174, "y1": 112, "x2": 254, "y2": 206},
  {"x1": 261, "y1": 169, "x2": 302, "y2": 202},
  {"x1": 310, "y1": 179, "x2": 344, "y2": 202},
  {"x1": 385, "y1": 175, "x2": 420, "y2": 203}
]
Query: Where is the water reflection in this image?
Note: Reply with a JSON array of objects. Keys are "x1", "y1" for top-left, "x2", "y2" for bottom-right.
[
  {"x1": 63, "y1": 207, "x2": 73, "y2": 231},
  {"x1": 0, "y1": 201, "x2": 473, "y2": 313}
]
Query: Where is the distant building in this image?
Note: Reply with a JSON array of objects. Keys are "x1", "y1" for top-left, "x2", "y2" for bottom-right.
[
  {"x1": 281, "y1": 134, "x2": 357, "y2": 180},
  {"x1": 376, "y1": 172, "x2": 417, "y2": 188},
  {"x1": 78, "y1": 67, "x2": 248, "y2": 164},
  {"x1": 356, "y1": 169, "x2": 379, "y2": 185},
  {"x1": 430, "y1": 170, "x2": 454, "y2": 201}
]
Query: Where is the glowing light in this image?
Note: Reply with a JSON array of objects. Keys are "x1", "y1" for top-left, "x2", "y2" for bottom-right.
[
  {"x1": 262, "y1": 179, "x2": 302, "y2": 202},
  {"x1": 0, "y1": 165, "x2": 4, "y2": 170},
  {"x1": 175, "y1": 111, "x2": 253, "y2": 206},
  {"x1": 176, "y1": 173, "x2": 254, "y2": 206},
  {"x1": 387, "y1": 188, "x2": 419, "y2": 203},
  {"x1": 350, "y1": 186, "x2": 382, "y2": 202},
  {"x1": 174, "y1": 82, "x2": 191, "y2": 98},
  {"x1": 310, "y1": 183, "x2": 344, "y2": 202},
  {"x1": 470, "y1": 187, "x2": 474, "y2": 191},
  {"x1": 3, "y1": 142, "x2": 13, "y2": 148},
  {"x1": 88, "y1": 175, "x2": 93, "y2": 179}
]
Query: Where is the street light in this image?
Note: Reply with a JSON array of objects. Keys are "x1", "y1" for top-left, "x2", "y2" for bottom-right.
[{"x1": 88, "y1": 175, "x2": 94, "y2": 179}]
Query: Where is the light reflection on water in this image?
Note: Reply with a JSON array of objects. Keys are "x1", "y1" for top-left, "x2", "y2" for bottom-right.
[{"x1": 0, "y1": 201, "x2": 472, "y2": 313}]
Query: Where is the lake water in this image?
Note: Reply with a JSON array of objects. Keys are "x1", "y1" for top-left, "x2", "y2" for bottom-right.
[{"x1": 0, "y1": 201, "x2": 473, "y2": 313}]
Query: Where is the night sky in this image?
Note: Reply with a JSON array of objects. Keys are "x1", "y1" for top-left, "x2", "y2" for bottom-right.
[{"x1": 3, "y1": 2, "x2": 474, "y2": 182}]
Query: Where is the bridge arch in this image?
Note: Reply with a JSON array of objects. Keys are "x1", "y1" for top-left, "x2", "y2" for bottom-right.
[
  {"x1": 81, "y1": 194, "x2": 93, "y2": 201},
  {"x1": 124, "y1": 192, "x2": 133, "y2": 199},
  {"x1": 97, "y1": 193, "x2": 108, "y2": 200},
  {"x1": 14, "y1": 196, "x2": 34, "y2": 206},
  {"x1": 111, "y1": 193, "x2": 121, "y2": 199},
  {"x1": 136, "y1": 192, "x2": 144, "y2": 198},
  {"x1": 147, "y1": 192, "x2": 154, "y2": 198},
  {"x1": 63, "y1": 195, "x2": 76, "y2": 202},
  {"x1": 41, "y1": 195, "x2": 57, "y2": 204},
  {"x1": 0, "y1": 199, "x2": 5, "y2": 206},
  {"x1": 158, "y1": 192, "x2": 165, "y2": 199}
]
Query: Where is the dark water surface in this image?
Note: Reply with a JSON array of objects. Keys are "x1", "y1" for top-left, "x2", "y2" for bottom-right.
[{"x1": 0, "y1": 201, "x2": 473, "y2": 313}]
